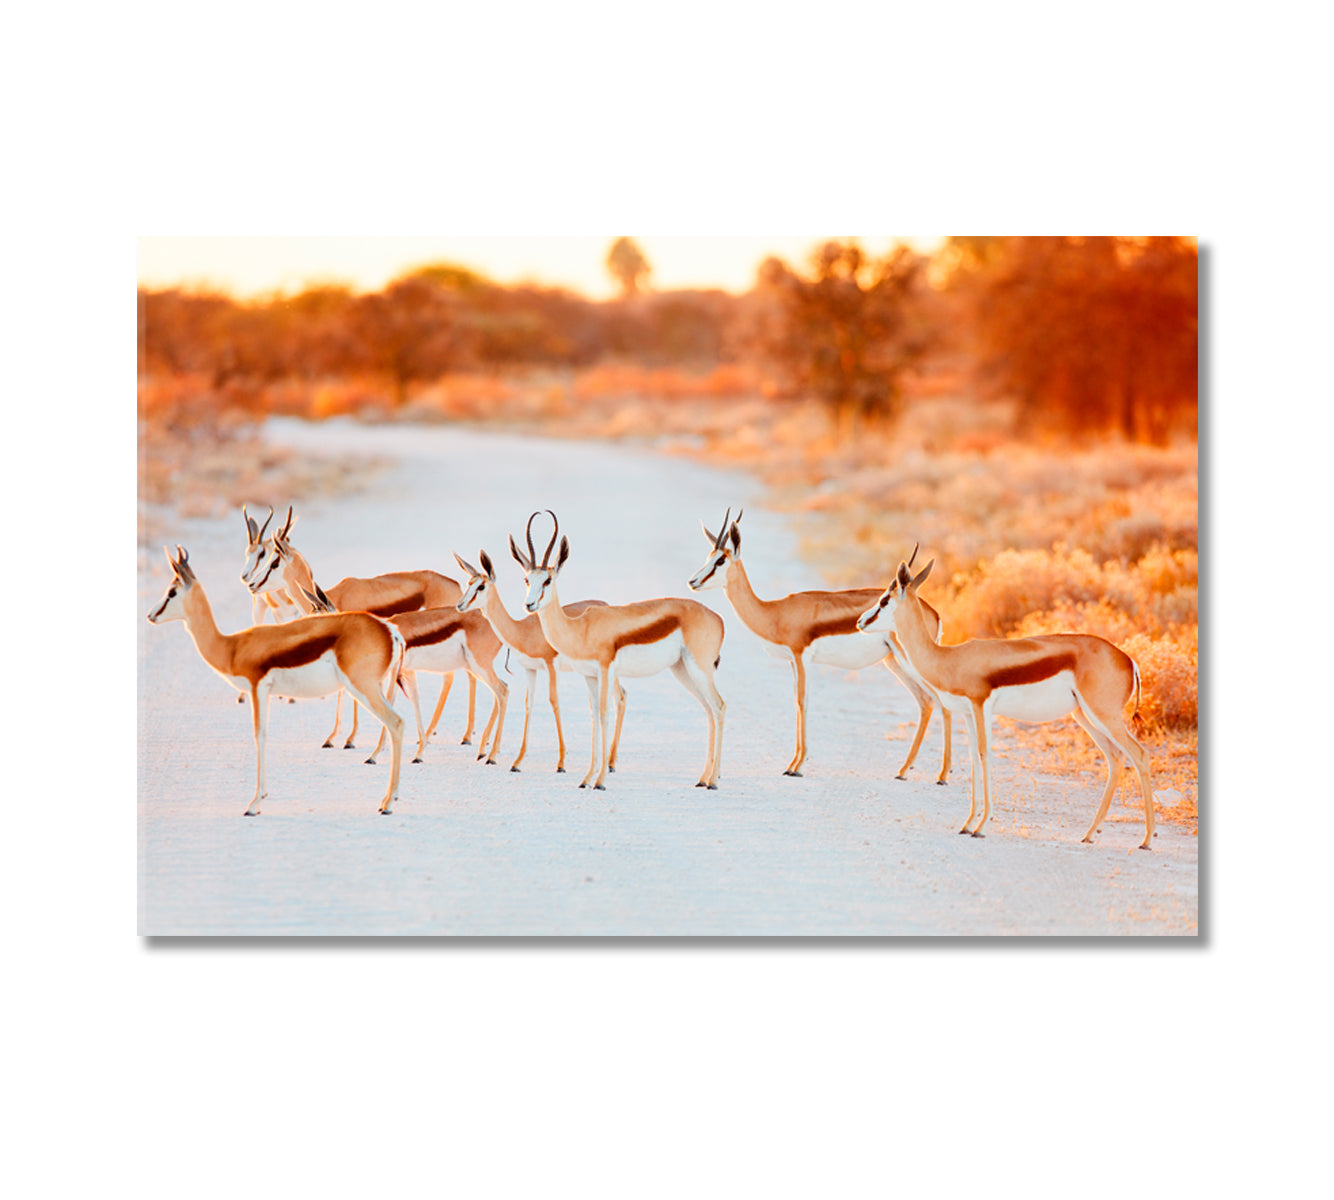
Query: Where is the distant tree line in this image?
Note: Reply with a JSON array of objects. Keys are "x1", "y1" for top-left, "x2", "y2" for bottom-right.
[{"x1": 138, "y1": 236, "x2": 1197, "y2": 443}]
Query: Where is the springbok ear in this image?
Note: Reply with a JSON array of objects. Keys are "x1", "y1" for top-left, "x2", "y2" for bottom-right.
[
  {"x1": 729, "y1": 522, "x2": 741, "y2": 554},
  {"x1": 175, "y1": 545, "x2": 196, "y2": 583},
  {"x1": 243, "y1": 506, "x2": 259, "y2": 542},
  {"x1": 555, "y1": 535, "x2": 570, "y2": 573},
  {"x1": 164, "y1": 545, "x2": 179, "y2": 573},
  {"x1": 479, "y1": 548, "x2": 495, "y2": 580},
  {"x1": 910, "y1": 559, "x2": 934, "y2": 590},
  {"x1": 314, "y1": 582, "x2": 333, "y2": 611},
  {"x1": 509, "y1": 534, "x2": 532, "y2": 571},
  {"x1": 453, "y1": 550, "x2": 477, "y2": 578},
  {"x1": 896, "y1": 561, "x2": 912, "y2": 587},
  {"x1": 701, "y1": 519, "x2": 718, "y2": 545}
]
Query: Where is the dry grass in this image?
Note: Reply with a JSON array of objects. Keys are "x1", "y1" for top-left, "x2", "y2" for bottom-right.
[{"x1": 137, "y1": 380, "x2": 387, "y2": 548}]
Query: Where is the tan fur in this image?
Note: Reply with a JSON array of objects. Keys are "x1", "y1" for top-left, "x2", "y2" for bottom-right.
[
  {"x1": 274, "y1": 537, "x2": 480, "y2": 749},
  {"x1": 515, "y1": 514, "x2": 725, "y2": 790},
  {"x1": 456, "y1": 555, "x2": 623, "y2": 773},
  {"x1": 869, "y1": 564, "x2": 1155, "y2": 848},
  {"x1": 362, "y1": 606, "x2": 510, "y2": 767},
  {"x1": 149, "y1": 549, "x2": 406, "y2": 815},
  {"x1": 693, "y1": 533, "x2": 951, "y2": 781}
]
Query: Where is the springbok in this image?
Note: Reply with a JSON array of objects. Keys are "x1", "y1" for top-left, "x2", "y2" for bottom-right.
[
  {"x1": 511, "y1": 512, "x2": 725, "y2": 791},
  {"x1": 147, "y1": 546, "x2": 407, "y2": 815},
  {"x1": 454, "y1": 549, "x2": 627, "y2": 774},
  {"x1": 240, "y1": 505, "x2": 301, "y2": 624},
  {"x1": 688, "y1": 509, "x2": 950, "y2": 781},
  {"x1": 244, "y1": 521, "x2": 479, "y2": 750},
  {"x1": 857, "y1": 556, "x2": 1156, "y2": 848},
  {"x1": 297, "y1": 581, "x2": 509, "y2": 767}
]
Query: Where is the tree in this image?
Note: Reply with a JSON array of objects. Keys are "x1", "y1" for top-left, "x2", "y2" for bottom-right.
[
  {"x1": 348, "y1": 277, "x2": 473, "y2": 406},
  {"x1": 753, "y1": 240, "x2": 931, "y2": 438},
  {"x1": 606, "y1": 237, "x2": 651, "y2": 297},
  {"x1": 956, "y1": 236, "x2": 1198, "y2": 443}
]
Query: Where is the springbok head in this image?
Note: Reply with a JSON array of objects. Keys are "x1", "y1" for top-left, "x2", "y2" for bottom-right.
[
  {"x1": 857, "y1": 544, "x2": 932, "y2": 635},
  {"x1": 510, "y1": 511, "x2": 570, "y2": 614},
  {"x1": 687, "y1": 506, "x2": 742, "y2": 591},
  {"x1": 244, "y1": 505, "x2": 295, "y2": 596},
  {"x1": 240, "y1": 505, "x2": 275, "y2": 586},
  {"x1": 453, "y1": 549, "x2": 497, "y2": 613},
  {"x1": 148, "y1": 545, "x2": 198, "y2": 624}
]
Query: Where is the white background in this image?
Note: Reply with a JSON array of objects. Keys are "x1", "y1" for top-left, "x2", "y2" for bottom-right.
[{"x1": 7, "y1": 2, "x2": 1320, "y2": 1195}]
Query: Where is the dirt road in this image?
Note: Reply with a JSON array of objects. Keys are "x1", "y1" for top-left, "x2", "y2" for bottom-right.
[{"x1": 137, "y1": 419, "x2": 1198, "y2": 935}]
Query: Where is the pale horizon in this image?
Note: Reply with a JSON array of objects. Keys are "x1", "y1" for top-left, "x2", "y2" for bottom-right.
[{"x1": 137, "y1": 235, "x2": 944, "y2": 301}]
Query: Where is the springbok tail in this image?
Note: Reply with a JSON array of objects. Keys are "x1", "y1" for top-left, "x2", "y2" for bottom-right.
[{"x1": 389, "y1": 625, "x2": 408, "y2": 696}]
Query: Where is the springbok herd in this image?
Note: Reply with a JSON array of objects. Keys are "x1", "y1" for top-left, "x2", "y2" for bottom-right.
[{"x1": 146, "y1": 506, "x2": 1157, "y2": 849}]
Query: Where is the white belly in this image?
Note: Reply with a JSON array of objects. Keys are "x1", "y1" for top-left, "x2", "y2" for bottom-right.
[
  {"x1": 263, "y1": 653, "x2": 344, "y2": 699},
  {"x1": 806, "y1": 632, "x2": 890, "y2": 671},
  {"x1": 556, "y1": 654, "x2": 601, "y2": 678},
  {"x1": 990, "y1": 671, "x2": 1079, "y2": 724},
  {"x1": 405, "y1": 632, "x2": 468, "y2": 675},
  {"x1": 614, "y1": 631, "x2": 685, "y2": 678}
]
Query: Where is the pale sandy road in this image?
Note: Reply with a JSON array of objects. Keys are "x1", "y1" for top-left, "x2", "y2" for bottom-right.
[{"x1": 137, "y1": 418, "x2": 1198, "y2": 935}]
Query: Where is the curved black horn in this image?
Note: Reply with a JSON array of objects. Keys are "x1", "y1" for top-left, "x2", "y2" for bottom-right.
[
  {"x1": 257, "y1": 506, "x2": 274, "y2": 541},
  {"x1": 907, "y1": 542, "x2": 919, "y2": 568},
  {"x1": 541, "y1": 510, "x2": 560, "y2": 567},
  {"x1": 525, "y1": 512, "x2": 539, "y2": 569},
  {"x1": 714, "y1": 507, "x2": 732, "y2": 550}
]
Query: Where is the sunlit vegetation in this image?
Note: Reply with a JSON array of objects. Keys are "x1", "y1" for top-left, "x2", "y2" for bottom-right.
[{"x1": 139, "y1": 236, "x2": 1198, "y2": 826}]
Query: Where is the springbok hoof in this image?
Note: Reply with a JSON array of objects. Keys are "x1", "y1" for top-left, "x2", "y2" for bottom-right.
[
  {"x1": 936, "y1": 780, "x2": 948, "y2": 786},
  {"x1": 970, "y1": 831, "x2": 986, "y2": 839},
  {"x1": 895, "y1": 773, "x2": 907, "y2": 781},
  {"x1": 578, "y1": 782, "x2": 587, "y2": 789},
  {"x1": 706, "y1": 783, "x2": 718, "y2": 791},
  {"x1": 510, "y1": 765, "x2": 521, "y2": 773},
  {"x1": 412, "y1": 756, "x2": 424, "y2": 764},
  {"x1": 460, "y1": 738, "x2": 472, "y2": 746},
  {"x1": 322, "y1": 741, "x2": 334, "y2": 749},
  {"x1": 364, "y1": 757, "x2": 377, "y2": 765},
  {"x1": 556, "y1": 767, "x2": 566, "y2": 774},
  {"x1": 593, "y1": 784, "x2": 606, "y2": 791}
]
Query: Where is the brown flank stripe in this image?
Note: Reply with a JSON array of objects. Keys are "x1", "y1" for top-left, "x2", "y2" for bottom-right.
[
  {"x1": 404, "y1": 614, "x2": 468, "y2": 648},
  {"x1": 802, "y1": 612, "x2": 863, "y2": 645},
  {"x1": 611, "y1": 615, "x2": 681, "y2": 654},
  {"x1": 266, "y1": 633, "x2": 340, "y2": 671},
  {"x1": 365, "y1": 592, "x2": 428, "y2": 618},
  {"x1": 985, "y1": 652, "x2": 1076, "y2": 690}
]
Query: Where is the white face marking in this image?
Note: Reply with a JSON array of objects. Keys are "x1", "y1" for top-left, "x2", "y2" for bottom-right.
[
  {"x1": 524, "y1": 569, "x2": 554, "y2": 613},
  {"x1": 457, "y1": 575, "x2": 486, "y2": 613},
  {"x1": 247, "y1": 538, "x2": 288, "y2": 595},
  {"x1": 147, "y1": 580, "x2": 187, "y2": 624},
  {"x1": 857, "y1": 588, "x2": 898, "y2": 634},
  {"x1": 688, "y1": 549, "x2": 729, "y2": 591}
]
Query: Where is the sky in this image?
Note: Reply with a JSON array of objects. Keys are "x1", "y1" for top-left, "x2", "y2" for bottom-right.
[{"x1": 137, "y1": 236, "x2": 943, "y2": 300}]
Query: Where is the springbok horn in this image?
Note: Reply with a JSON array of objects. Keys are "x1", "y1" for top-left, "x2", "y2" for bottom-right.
[
  {"x1": 712, "y1": 507, "x2": 732, "y2": 550},
  {"x1": 243, "y1": 505, "x2": 258, "y2": 542},
  {"x1": 541, "y1": 510, "x2": 559, "y2": 567},
  {"x1": 907, "y1": 542, "x2": 919, "y2": 568},
  {"x1": 257, "y1": 506, "x2": 274, "y2": 541},
  {"x1": 525, "y1": 512, "x2": 539, "y2": 568}
]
